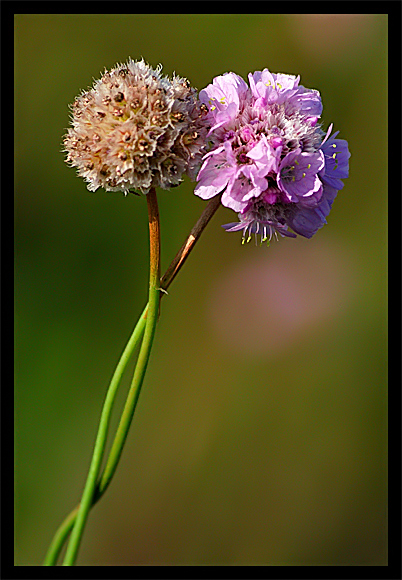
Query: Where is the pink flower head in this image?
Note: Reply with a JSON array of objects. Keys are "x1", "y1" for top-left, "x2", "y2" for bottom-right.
[{"x1": 195, "y1": 68, "x2": 350, "y2": 243}]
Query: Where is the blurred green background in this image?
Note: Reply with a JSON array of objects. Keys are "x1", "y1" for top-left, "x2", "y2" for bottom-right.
[{"x1": 15, "y1": 14, "x2": 387, "y2": 566}]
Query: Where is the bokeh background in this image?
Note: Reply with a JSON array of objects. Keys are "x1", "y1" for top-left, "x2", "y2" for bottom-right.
[{"x1": 15, "y1": 14, "x2": 387, "y2": 566}]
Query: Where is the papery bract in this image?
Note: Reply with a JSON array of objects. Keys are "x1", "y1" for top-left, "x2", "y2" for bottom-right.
[{"x1": 64, "y1": 58, "x2": 209, "y2": 194}]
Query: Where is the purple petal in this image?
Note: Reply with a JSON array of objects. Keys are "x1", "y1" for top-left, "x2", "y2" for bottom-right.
[
  {"x1": 277, "y1": 150, "x2": 325, "y2": 202},
  {"x1": 272, "y1": 72, "x2": 300, "y2": 91},
  {"x1": 290, "y1": 86, "x2": 323, "y2": 118},
  {"x1": 246, "y1": 135, "x2": 281, "y2": 176},
  {"x1": 207, "y1": 102, "x2": 238, "y2": 134},
  {"x1": 201, "y1": 73, "x2": 249, "y2": 126},
  {"x1": 287, "y1": 183, "x2": 339, "y2": 238},
  {"x1": 221, "y1": 170, "x2": 252, "y2": 212},
  {"x1": 320, "y1": 132, "x2": 350, "y2": 189},
  {"x1": 221, "y1": 221, "x2": 249, "y2": 232},
  {"x1": 195, "y1": 150, "x2": 235, "y2": 200}
]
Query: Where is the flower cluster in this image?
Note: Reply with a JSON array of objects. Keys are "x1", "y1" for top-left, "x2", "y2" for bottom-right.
[
  {"x1": 195, "y1": 69, "x2": 350, "y2": 242},
  {"x1": 63, "y1": 59, "x2": 208, "y2": 194}
]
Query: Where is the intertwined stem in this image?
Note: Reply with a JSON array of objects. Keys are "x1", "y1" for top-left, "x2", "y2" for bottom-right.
[
  {"x1": 44, "y1": 194, "x2": 221, "y2": 565},
  {"x1": 62, "y1": 188, "x2": 161, "y2": 566}
]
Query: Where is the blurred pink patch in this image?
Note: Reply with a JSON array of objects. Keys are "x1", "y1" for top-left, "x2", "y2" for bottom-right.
[
  {"x1": 287, "y1": 15, "x2": 377, "y2": 62},
  {"x1": 208, "y1": 239, "x2": 356, "y2": 357}
]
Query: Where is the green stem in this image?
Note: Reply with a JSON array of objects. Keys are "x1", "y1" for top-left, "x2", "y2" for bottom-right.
[
  {"x1": 43, "y1": 194, "x2": 221, "y2": 565},
  {"x1": 43, "y1": 505, "x2": 80, "y2": 567},
  {"x1": 61, "y1": 188, "x2": 161, "y2": 566},
  {"x1": 98, "y1": 187, "x2": 161, "y2": 493},
  {"x1": 42, "y1": 307, "x2": 147, "y2": 566},
  {"x1": 95, "y1": 194, "x2": 222, "y2": 499}
]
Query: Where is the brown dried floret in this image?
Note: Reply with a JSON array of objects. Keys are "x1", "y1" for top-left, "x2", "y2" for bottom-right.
[{"x1": 63, "y1": 58, "x2": 208, "y2": 194}]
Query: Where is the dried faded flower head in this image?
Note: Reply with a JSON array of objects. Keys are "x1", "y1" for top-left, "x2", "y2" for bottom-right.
[{"x1": 63, "y1": 59, "x2": 208, "y2": 194}]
